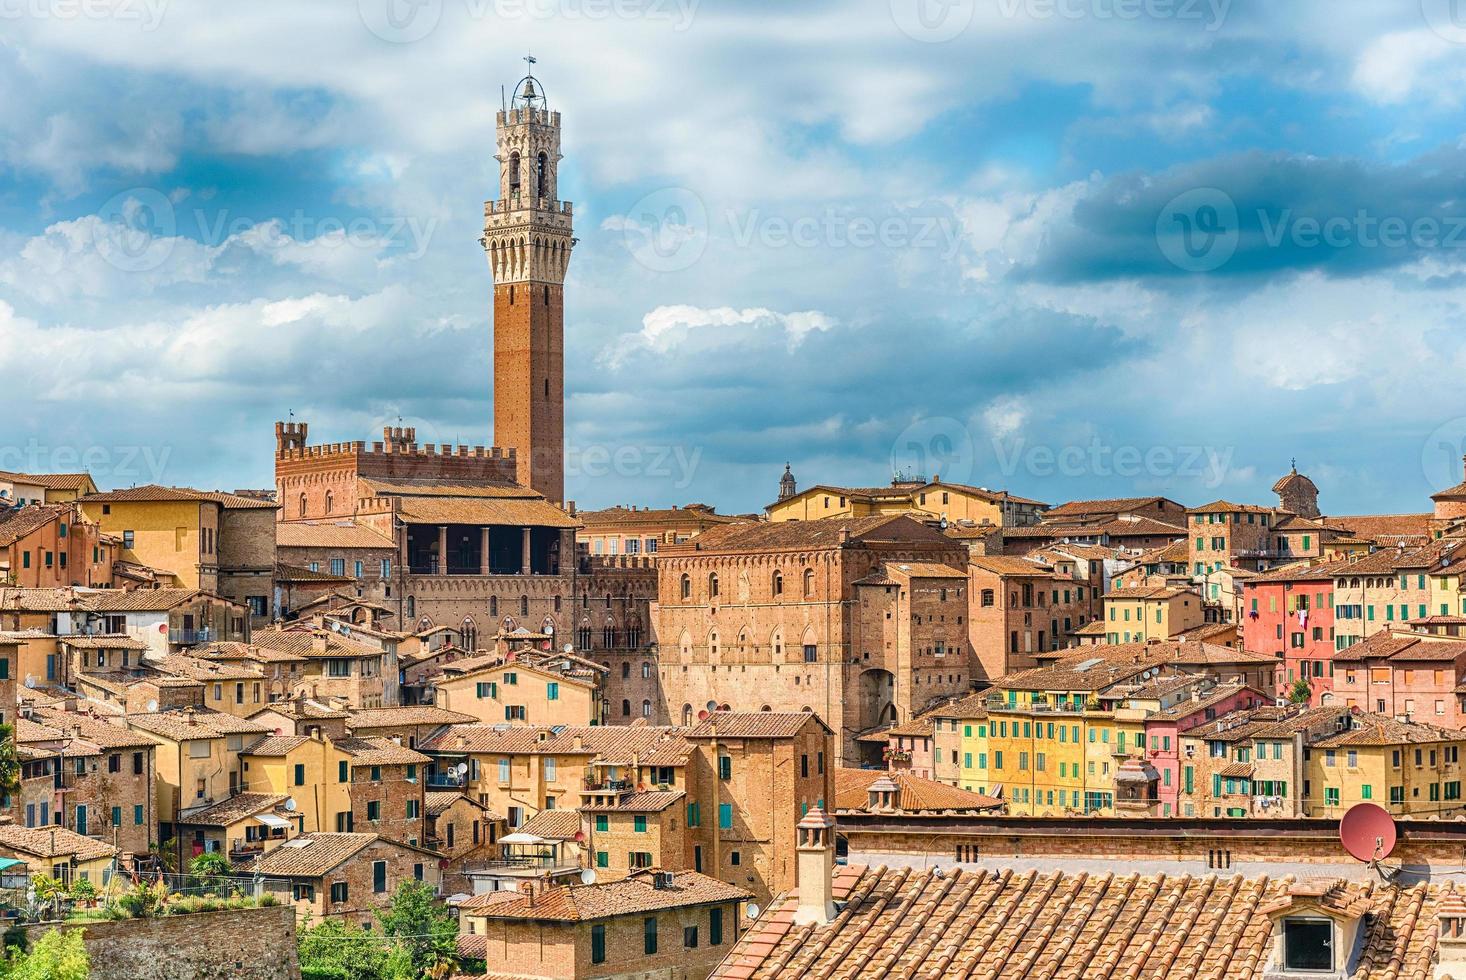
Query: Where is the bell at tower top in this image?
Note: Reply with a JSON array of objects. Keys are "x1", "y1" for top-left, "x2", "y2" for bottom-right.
[{"x1": 510, "y1": 54, "x2": 549, "y2": 113}]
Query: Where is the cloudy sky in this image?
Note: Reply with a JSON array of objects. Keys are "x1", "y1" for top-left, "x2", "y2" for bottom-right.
[{"x1": 6, "y1": 0, "x2": 1466, "y2": 515}]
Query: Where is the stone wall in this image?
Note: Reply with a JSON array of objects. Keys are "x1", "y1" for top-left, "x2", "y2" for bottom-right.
[{"x1": 15, "y1": 904, "x2": 299, "y2": 980}]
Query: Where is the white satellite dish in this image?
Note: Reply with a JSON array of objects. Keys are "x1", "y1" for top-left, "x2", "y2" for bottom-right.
[
  {"x1": 23, "y1": 677, "x2": 34, "y2": 689},
  {"x1": 563, "y1": 644, "x2": 574, "y2": 654},
  {"x1": 746, "y1": 903, "x2": 762, "y2": 919},
  {"x1": 284, "y1": 798, "x2": 297, "y2": 812},
  {"x1": 544, "y1": 624, "x2": 554, "y2": 636},
  {"x1": 455, "y1": 763, "x2": 469, "y2": 777},
  {"x1": 146, "y1": 700, "x2": 158, "y2": 713},
  {"x1": 579, "y1": 868, "x2": 596, "y2": 885}
]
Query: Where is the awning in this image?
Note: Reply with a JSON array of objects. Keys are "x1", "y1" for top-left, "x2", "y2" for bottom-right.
[
  {"x1": 0, "y1": 858, "x2": 25, "y2": 872},
  {"x1": 255, "y1": 813, "x2": 293, "y2": 829},
  {"x1": 499, "y1": 832, "x2": 549, "y2": 845}
]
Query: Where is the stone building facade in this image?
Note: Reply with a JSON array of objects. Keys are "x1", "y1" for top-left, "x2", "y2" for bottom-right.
[{"x1": 653, "y1": 515, "x2": 971, "y2": 764}]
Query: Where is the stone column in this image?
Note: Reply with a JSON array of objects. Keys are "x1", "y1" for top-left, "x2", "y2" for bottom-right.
[
  {"x1": 438, "y1": 525, "x2": 449, "y2": 576},
  {"x1": 521, "y1": 527, "x2": 532, "y2": 575},
  {"x1": 480, "y1": 528, "x2": 492, "y2": 576}
]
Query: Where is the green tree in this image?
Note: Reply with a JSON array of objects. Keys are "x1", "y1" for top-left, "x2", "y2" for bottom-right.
[
  {"x1": 375, "y1": 880, "x2": 456, "y2": 978},
  {"x1": 297, "y1": 919, "x2": 390, "y2": 980},
  {"x1": 188, "y1": 853, "x2": 231, "y2": 895},
  {"x1": 1286, "y1": 676, "x2": 1312, "y2": 704},
  {"x1": 0, "y1": 724, "x2": 19, "y2": 798},
  {"x1": 8, "y1": 928, "x2": 90, "y2": 980}
]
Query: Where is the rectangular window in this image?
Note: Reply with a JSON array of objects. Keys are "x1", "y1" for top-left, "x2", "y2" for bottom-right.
[
  {"x1": 331, "y1": 882, "x2": 348, "y2": 904},
  {"x1": 710, "y1": 908, "x2": 724, "y2": 946},
  {"x1": 592, "y1": 925, "x2": 607, "y2": 964},
  {"x1": 684, "y1": 926, "x2": 699, "y2": 949},
  {"x1": 338, "y1": 760, "x2": 349, "y2": 783},
  {"x1": 372, "y1": 860, "x2": 387, "y2": 893},
  {"x1": 546, "y1": 681, "x2": 559, "y2": 701},
  {"x1": 294, "y1": 764, "x2": 305, "y2": 786},
  {"x1": 634, "y1": 815, "x2": 647, "y2": 833},
  {"x1": 644, "y1": 917, "x2": 658, "y2": 955},
  {"x1": 718, "y1": 756, "x2": 732, "y2": 780},
  {"x1": 718, "y1": 803, "x2": 732, "y2": 829}
]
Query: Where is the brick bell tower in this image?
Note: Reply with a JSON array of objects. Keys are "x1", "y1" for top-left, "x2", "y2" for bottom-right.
[{"x1": 482, "y1": 56, "x2": 574, "y2": 503}]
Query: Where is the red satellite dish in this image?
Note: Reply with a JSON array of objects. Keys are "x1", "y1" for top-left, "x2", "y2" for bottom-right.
[
  {"x1": 697, "y1": 710, "x2": 710, "y2": 722},
  {"x1": 157, "y1": 624, "x2": 168, "y2": 634},
  {"x1": 573, "y1": 830, "x2": 585, "y2": 843},
  {"x1": 1340, "y1": 802, "x2": 1397, "y2": 862}
]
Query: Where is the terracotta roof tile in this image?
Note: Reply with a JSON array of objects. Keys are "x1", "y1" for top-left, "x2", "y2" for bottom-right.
[
  {"x1": 275, "y1": 521, "x2": 396, "y2": 549},
  {"x1": 0, "y1": 825, "x2": 117, "y2": 863},
  {"x1": 79, "y1": 485, "x2": 277, "y2": 509},
  {"x1": 346, "y1": 705, "x2": 477, "y2": 729},
  {"x1": 684, "y1": 711, "x2": 830, "y2": 740},
  {"x1": 833, "y1": 768, "x2": 1000, "y2": 813},
  {"x1": 663, "y1": 515, "x2": 954, "y2": 556},
  {"x1": 517, "y1": 809, "x2": 581, "y2": 840},
  {"x1": 462, "y1": 869, "x2": 748, "y2": 921},
  {"x1": 581, "y1": 790, "x2": 684, "y2": 813},
  {"x1": 179, "y1": 793, "x2": 290, "y2": 827}
]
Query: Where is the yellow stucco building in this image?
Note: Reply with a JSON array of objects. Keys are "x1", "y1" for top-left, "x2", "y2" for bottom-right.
[
  {"x1": 766, "y1": 477, "x2": 1045, "y2": 527},
  {"x1": 1103, "y1": 587, "x2": 1205, "y2": 644}
]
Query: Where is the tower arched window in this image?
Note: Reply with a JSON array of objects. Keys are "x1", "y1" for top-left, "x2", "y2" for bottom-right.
[
  {"x1": 709, "y1": 574, "x2": 720, "y2": 599},
  {"x1": 803, "y1": 568, "x2": 815, "y2": 598},
  {"x1": 641, "y1": 662, "x2": 651, "y2": 679},
  {"x1": 772, "y1": 570, "x2": 783, "y2": 596},
  {"x1": 536, "y1": 152, "x2": 548, "y2": 199},
  {"x1": 509, "y1": 152, "x2": 521, "y2": 193},
  {"x1": 641, "y1": 699, "x2": 651, "y2": 718},
  {"x1": 621, "y1": 699, "x2": 631, "y2": 717},
  {"x1": 298, "y1": 494, "x2": 307, "y2": 518},
  {"x1": 680, "y1": 575, "x2": 691, "y2": 600},
  {"x1": 324, "y1": 491, "x2": 333, "y2": 514},
  {"x1": 490, "y1": 596, "x2": 498, "y2": 617},
  {"x1": 519, "y1": 595, "x2": 529, "y2": 616},
  {"x1": 621, "y1": 662, "x2": 630, "y2": 679}
]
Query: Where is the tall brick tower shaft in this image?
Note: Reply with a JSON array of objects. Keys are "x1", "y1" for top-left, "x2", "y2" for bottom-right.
[{"x1": 482, "y1": 60, "x2": 574, "y2": 502}]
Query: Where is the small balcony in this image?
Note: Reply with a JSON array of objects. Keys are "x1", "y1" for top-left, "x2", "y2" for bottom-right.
[
  {"x1": 169, "y1": 628, "x2": 214, "y2": 646},
  {"x1": 427, "y1": 772, "x2": 466, "y2": 789}
]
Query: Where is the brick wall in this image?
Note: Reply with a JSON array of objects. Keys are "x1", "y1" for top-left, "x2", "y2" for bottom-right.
[{"x1": 15, "y1": 904, "x2": 298, "y2": 980}]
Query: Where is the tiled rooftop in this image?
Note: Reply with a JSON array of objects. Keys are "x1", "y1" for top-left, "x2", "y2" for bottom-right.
[
  {"x1": 711, "y1": 867, "x2": 1448, "y2": 980},
  {"x1": 833, "y1": 768, "x2": 1000, "y2": 813},
  {"x1": 461, "y1": 869, "x2": 749, "y2": 922},
  {"x1": 684, "y1": 711, "x2": 829, "y2": 740}
]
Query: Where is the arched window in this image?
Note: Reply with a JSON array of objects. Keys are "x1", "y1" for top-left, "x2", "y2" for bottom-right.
[
  {"x1": 621, "y1": 699, "x2": 631, "y2": 717},
  {"x1": 772, "y1": 570, "x2": 783, "y2": 596},
  {"x1": 536, "y1": 152, "x2": 548, "y2": 199},
  {"x1": 641, "y1": 662, "x2": 651, "y2": 679},
  {"x1": 554, "y1": 594, "x2": 562, "y2": 613},
  {"x1": 680, "y1": 575, "x2": 691, "y2": 600},
  {"x1": 709, "y1": 631, "x2": 719, "y2": 658},
  {"x1": 621, "y1": 662, "x2": 630, "y2": 679},
  {"x1": 461, "y1": 617, "x2": 477, "y2": 651},
  {"x1": 490, "y1": 596, "x2": 498, "y2": 617},
  {"x1": 605, "y1": 593, "x2": 612, "y2": 609},
  {"x1": 642, "y1": 699, "x2": 652, "y2": 718},
  {"x1": 709, "y1": 574, "x2": 720, "y2": 598},
  {"x1": 406, "y1": 596, "x2": 415, "y2": 618},
  {"x1": 324, "y1": 491, "x2": 334, "y2": 514},
  {"x1": 682, "y1": 704, "x2": 693, "y2": 726},
  {"x1": 803, "y1": 568, "x2": 815, "y2": 598},
  {"x1": 298, "y1": 494, "x2": 307, "y2": 518},
  {"x1": 509, "y1": 151, "x2": 521, "y2": 193},
  {"x1": 520, "y1": 595, "x2": 529, "y2": 616}
]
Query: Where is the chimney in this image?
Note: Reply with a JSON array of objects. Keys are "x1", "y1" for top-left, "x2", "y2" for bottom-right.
[
  {"x1": 313, "y1": 634, "x2": 328, "y2": 655},
  {"x1": 793, "y1": 806, "x2": 837, "y2": 926},
  {"x1": 1436, "y1": 896, "x2": 1466, "y2": 978}
]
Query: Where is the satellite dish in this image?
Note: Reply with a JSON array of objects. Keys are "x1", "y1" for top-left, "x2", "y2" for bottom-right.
[
  {"x1": 146, "y1": 700, "x2": 159, "y2": 713},
  {"x1": 544, "y1": 624, "x2": 554, "y2": 636},
  {"x1": 455, "y1": 763, "x2": 469, "y2": 777},
  {"x1": 746, "y1": 903, "x2": 762, "y2": 920},
  {"x1": 697, "y1": 710, "x2": 710, "y2": 722},
  {"x1": 1340, "y1": 802, "x2": 1396, "y2": 862},
  {"x1": 580, "y1": 869, "x2": 596, "y2": 885},
  {"x1": 284, "y1": 798, "x2": 298, "y2": 812},
  {"x1": 563, "y1": 643, "x2": 574, "y2": 653},
  {"x1": 23, "y1": 677, "x2": 35, "y2": 689},
  {"x1": 157, "y1": 623, "x2": 168, "y2": 634}
]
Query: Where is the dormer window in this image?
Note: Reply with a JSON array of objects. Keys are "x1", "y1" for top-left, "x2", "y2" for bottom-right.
[{"x1": 1283, "y1": 917, "x2": 1333, "y2": 972}]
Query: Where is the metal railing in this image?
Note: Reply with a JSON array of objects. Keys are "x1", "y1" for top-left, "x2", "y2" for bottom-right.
[{"x1": 169, "y1": 628, "x2": 214, "y2": 645}]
